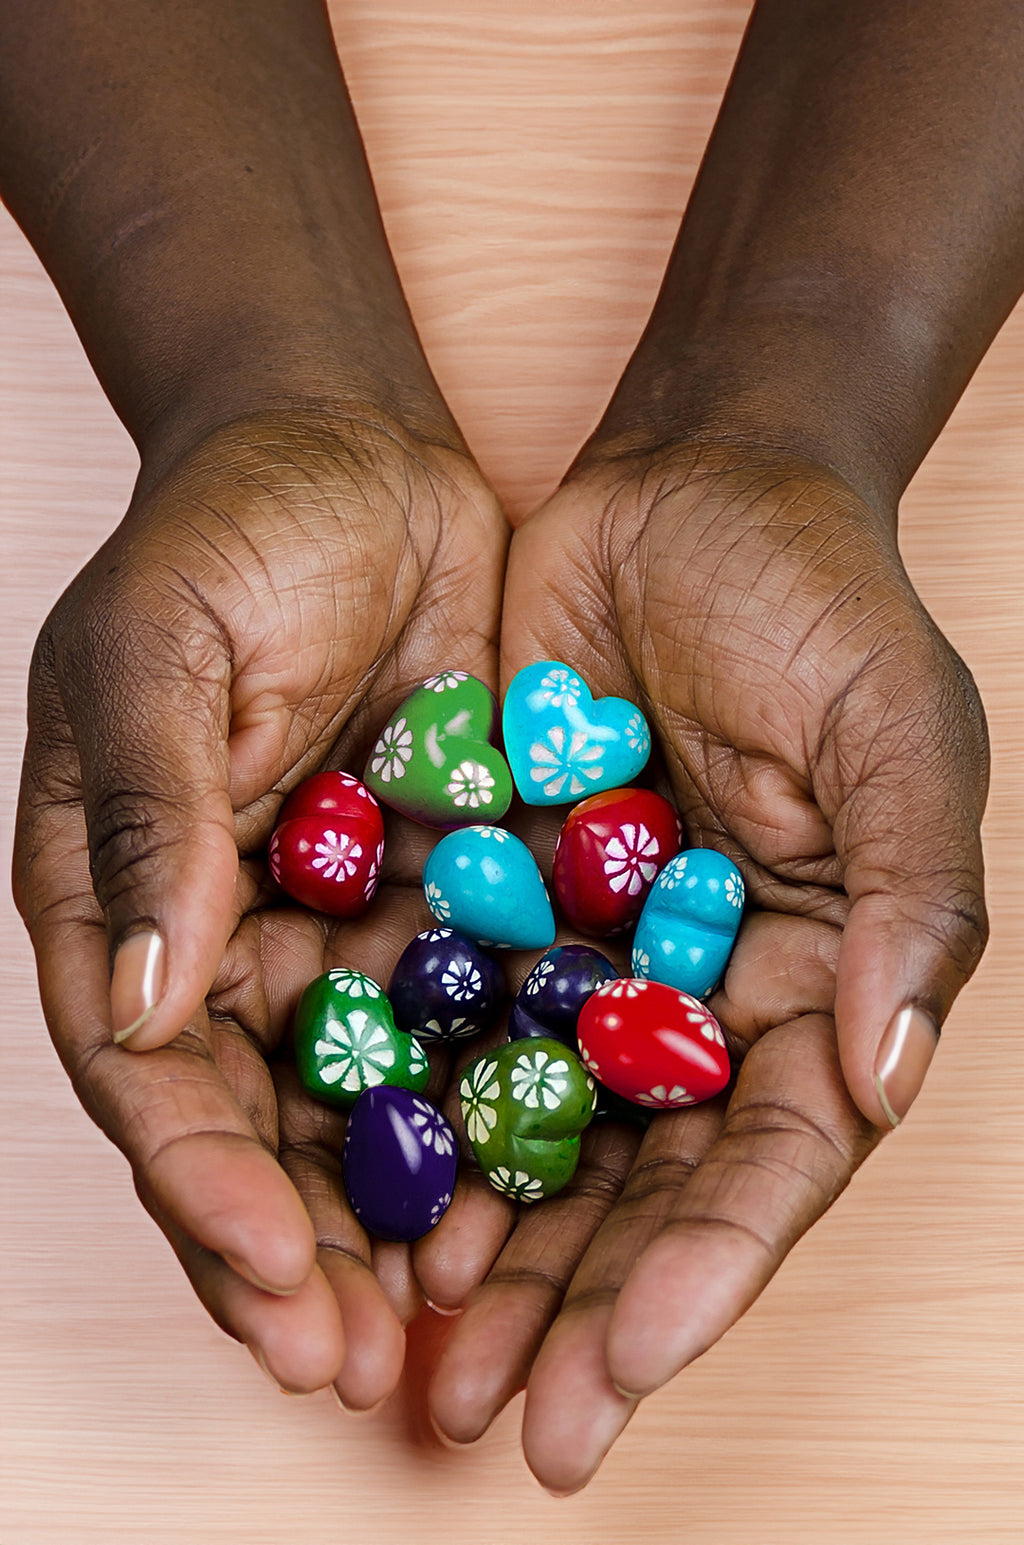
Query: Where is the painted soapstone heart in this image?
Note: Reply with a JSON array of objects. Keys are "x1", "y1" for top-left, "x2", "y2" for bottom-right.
[
  {"x1": 388, "y1": 927, "x2": 506, "y2": 1043},
  {"x1": 343, "y1": 1086, "x2": 457, "y2": 1241},
  {"x1": 363, "y1": 671, "x2": 513, "y2": 829},
  {"x1": 501, "y1": 661, "x2": 651, "y2": 807},
  {"x1": 553, "y1": 787, "x2": 683, "y2": 936},
  {"x1": 269, "y1": 770, "x2": 384, "y2": 917},
  {"x1": 632, "y1": 848, "x2": 745, "y2": 998},
  {"x1": 422, "y1": 826, "x2": 556, "y2": 950},
  {"x1": 293, "y1": 969, "x2": 429, "y2": 1111},
  {"x1": 509, "y1": 944, "x2": 618, "y2": 1048},
  {"x1": 576, "y1": 979, "x2": 730, "y2": 1109},
  {"x1": 460, "y1": 1037, "x2": 597, "y2": 1203}
]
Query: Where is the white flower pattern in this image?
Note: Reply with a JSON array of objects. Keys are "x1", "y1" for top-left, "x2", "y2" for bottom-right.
[
  {"x1": 328, "y1": 970, "x2": 381, "y2": 999},
  {"x1": 525, "y1": 958, "x2": 555, "y2": 997},
  {"x1": 441, "y1": 960, "x2": 484, "y2": 1001},
  {"x1": 422, "y1": 671, "x2": 468, "y2": 692},
  {"x1": 460, "y1": 1058, "x2": 501, "y2": 1145},
  {"x1": 474, "y1": 825, "x2": 510, "y2": 842},
  {"x1": 314, "y1": 1011, "x2": 396, "y2": 1092},
  {"x1": 635, "y1": 1084, "x2": 695, "y2": 1108},
  {"x1": 370, "y1": 718, "x2": 414, "y2": 782},
  {"x1": 528, "y1": 724, "x2": 604, "y2": 799},
  {"x1": 603, "y1": 822, "x2": 659, "y2": 895},
  {"x1": 487, "y1": 1167, "x2": 545, "y2": 1203},
  {"x1": 538, "y1": 668, "x2": 582, "y2": 709},
  {"x1": 658, "y1": 854, "x2": 688, "y2": 890},
  {"x1": 724, "y1": 872, "x2": 744, "y2": 908},
  {"x1": 424, "y1": 880, "x2": 451, "y2": 922},
  {"x1": 445, "y1": 759, "x2": 496, "y2": 809},
  {"x1": 410, "y1": 1099, "x2": 456, "y2": 1157},
  {"x1": 633, "y1": 948, "x2": 651, "y2": 978},
  {"x1": 624, "y1": 712, "x2": 650, "y2": 756},
  {"x1": 429, "y1": 1193, "x2": 453, "y2": 1226},
  {"x1": 599, "y1": 979, "x2": 648, "y2": 1000},
  {"x1": 311, "y1": 830, "x2": 362, "y2": 882},
  {"x1": 509, "y1": 1048, "x2": 570, "y2": 1110}
]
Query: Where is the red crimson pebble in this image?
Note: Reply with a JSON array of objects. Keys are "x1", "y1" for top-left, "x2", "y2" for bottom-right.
[
  {"x1": 269, "y1": 770, "x2": 385, "y2": 917},
  {"x1": 552, "y1": 786, "x2": 683, "y2": 936},
  {"x1": 576, "y1": 978, "x2": 730, "y2": 1109}
]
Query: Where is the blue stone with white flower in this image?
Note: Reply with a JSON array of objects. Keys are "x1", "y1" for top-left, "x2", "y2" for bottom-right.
[
  {"x1": 501, "y1": 660, "x2": 651, "y2": 807},
  {"x1": 631, "y1": 848, "x2": 745, "y2": 998},
  {"x1": 422, "y1": 826, "x2": 556, "y2": 951},
  {"x1": 342, "y1": 1086, "x2": 458, "y2": 1241},
  {"x1": 388, "y1": 927, "x2": 506, "y2": 1042}
]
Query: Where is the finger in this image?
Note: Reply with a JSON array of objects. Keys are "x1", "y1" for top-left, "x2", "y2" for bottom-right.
[
  {"x1": 822, "y1": 640, "x2": 989, "y2": 1126},
  {"x1": 604, "y1": 1014, "x2": 877, "y2": 1403},
  {"x1": 428, "y1": 1120, "x2": 640, "y2": 1446},
  {"x1": 707, "y1": 908, "x2": 840, "y2": 1046}
]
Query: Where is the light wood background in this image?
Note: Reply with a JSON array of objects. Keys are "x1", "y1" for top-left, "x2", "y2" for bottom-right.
[{"x1": 2, "y1": 3, "x2": 1022, "y2": 1539}]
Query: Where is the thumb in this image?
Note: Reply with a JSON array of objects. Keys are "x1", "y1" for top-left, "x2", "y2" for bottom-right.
[
  {"x1": 828, "y1": 645, "x2": 990, "y2": 1128},
  {"x1": 53, "y1": 587, "x2": 239, "y2": 1052}
]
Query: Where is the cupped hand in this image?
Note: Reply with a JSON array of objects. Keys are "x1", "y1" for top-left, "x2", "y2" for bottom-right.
[
  {"x1": 423, "y1": 442, "x2": 989, "y2": 1490},
  {"x1": 13, "y1": 404, "x2": 508, "y2": 1406}
]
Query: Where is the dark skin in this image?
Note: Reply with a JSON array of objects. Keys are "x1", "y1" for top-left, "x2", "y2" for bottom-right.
[{"x1": 4, "y1": 0, "x2": 1010, "y2": 1492}]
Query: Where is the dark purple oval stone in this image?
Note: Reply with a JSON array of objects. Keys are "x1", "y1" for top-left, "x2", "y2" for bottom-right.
[
  {"x1": 388, "y1": 927, "x2": 505, "y2": 1042},
  {"x1": 342, "y1": 1086, "x2": 457, "y2": 1241}
]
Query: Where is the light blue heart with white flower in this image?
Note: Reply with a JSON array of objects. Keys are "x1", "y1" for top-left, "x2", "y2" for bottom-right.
[
  {"x1": 631, "y1": 848, "x2": 744, "y2": 998},
  {"x1": 422, "y1": 825, "x2": 556, "y2": 950},
  {"x1": 501, "y1": 661, "x2": 651, "y2": 807}
]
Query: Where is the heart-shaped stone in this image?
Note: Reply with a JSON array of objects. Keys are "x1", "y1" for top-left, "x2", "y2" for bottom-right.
[
  {"x1": 422, "y1": 826, "x2": 556, "y2": 950},
  {"x1": 388, "y1": 927, "x2": 506, "y2": 1042},
  {"x1": 363, "y1": 671, "x2": 513, "y2": 828},
  {"x1": 576, "y1": 978, "x2": 730, "y2": 1109},
  {"x1": 459, "y1": 1037, "x2": 597, "y2": 1202},
  {"x1": 343, "y1": 1087, "x2": 457, "y2": 1240},
  {"x1": 553, "y1": 786, "x2": 683, "y2": 936},
  {"x1": 502, "y1": 661, "x2": 651, "y2": 806},
  {"x1": 632, "y1": 848, "x2": 745, "y2": 998},
  {"x1": 293, "y1": 969, "x2": 429, "y2": 1110},
  {"x1": 269, "y1": 770, "x2": 385, "y2": 917}
]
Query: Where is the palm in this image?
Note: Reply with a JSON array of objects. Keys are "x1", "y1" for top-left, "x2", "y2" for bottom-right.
[{"x1": 422, "y1": 444, "x2": 987, "y2": 1490}]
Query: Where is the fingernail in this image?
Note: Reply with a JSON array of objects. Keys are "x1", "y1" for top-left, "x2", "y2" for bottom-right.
[
  {"x1": 425, "y1": 1298, "x2": 463, "y2": 1318},
  {"x1": 544, "y1": 1476, "x2": 594, "y2": 1499},
  {"x1": 873, "y1": 1006, "x2": 940, "y2": 1128},
  {"x1": 222, "y1": 1252, "x2": 303, "y2": 1298},
  {"x1": 111, "y1": 931, "x2": 166, "y2": 1045},
  {"x1": 428, "y1": 1413, "x2": 474, "y2": 1450},
  {"x1": 251, "y1": 1347, "x2": 307, "y2": 1396},
  {"x1": 330, "y1": 1384, "x2": 388, "y2": 1418}
]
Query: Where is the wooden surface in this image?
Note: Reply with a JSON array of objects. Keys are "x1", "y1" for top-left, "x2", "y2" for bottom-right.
[{"x1": 2, "y1": 3, "x2": 1023, "y2": 1539}]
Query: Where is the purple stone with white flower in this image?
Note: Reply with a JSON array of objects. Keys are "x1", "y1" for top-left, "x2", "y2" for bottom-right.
[
  {"x1": 388, "y1": 928, "x2": 506, "y2": 1042},
  {"x1": 342, "y1": 1086, "x2": 458, "y2": 1241},
  {"x1": 509, "y1": 945, "x2": 619, "y2": 1049}
]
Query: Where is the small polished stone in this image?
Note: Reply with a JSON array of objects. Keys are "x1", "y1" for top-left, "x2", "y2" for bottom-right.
[
  {"x1": 576, "y1": 979, "x2": 730, "y2": 1109},
  {"x1": 632, "y1": 848, "x2": 745, "y2": 998},
  {"x1": 269, "y1": 770, "x2": 384, "y2": 918},
  {"x1": 509, "y1": 945, "x2": 619, "y2": 1049},
  {"x1": 363, "y1": 671, "x2": 513, "y2": 828},
  {"x1": 553, "y1": 787, "x2": 683, "y2": 936},
  {"x1": 460, "y1": 1037, "x2": 597, "y2": 1202},
  {"x1": 388, "y1": 928, "x2": 506, "y2": 1042},
  {"x1": 343, "y1": 1086, "x2": 457, "y2": 1241},
  {"x1": 502, "y1": 660, "x2": 651, "y2": 807},
  {"x1": 293, "y1": 969, "x2": 429, "y2": 1110},
  {"x1": 422, "y1": 826, "x2": 556, "y2": 950}
]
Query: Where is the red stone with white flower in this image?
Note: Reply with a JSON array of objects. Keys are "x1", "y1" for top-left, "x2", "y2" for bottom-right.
[
  {"x1": 268, "y1": 771, "x2": 385, "y2": 917},
  {"x1": 552, "y1": 787, "x2": 682, "y2": 936},
  {"x1": 575, "y1": 978, "x2": 730, "y2": 1109}
]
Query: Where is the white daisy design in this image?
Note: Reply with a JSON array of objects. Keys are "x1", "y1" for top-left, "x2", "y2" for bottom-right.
[
  {"x1": 633, "y1": 948, "x2": 651, "y2": 978},
  {"x1": 624, "y1": 712, "x2": 650, "y2": 756},
  {"x1": 418, "y1": 1014, "x2": 474, "y2": 1041},
  {"x1": 538, "y1": 667, "x2": 583, "y2": 709},
  {"x1": 580, "y1": 1048, "x2": 602, "y2": 1077},
  {"x1": 658, "y1": 853, "x2": 688, "y2": 890},
  {"x1": 460, "y1": 1058, "x2": 501, "y2": 1145},
  {"x1": 327, "y1": 970, "x2": 381, "y2": 999},
  {"x1": 441, "y1": 960, "x2": 484, "y2": 1001},
  {"x1": 370, "y1": 718, "x2": 414, "y2": 783},
  {"x1": 311, "y1": 831, "x2": 362, "y2": 882},
  {"x1": 474, "y1": 825, "x2": 510, "y2": 842},
  {"x1": 424, "y1": 880, "x2": 451, "y2": 922},
  {"x1": 685, "y1": 1005, "x2": 726, "y2": 1047},
  {"x1": 422, "y1": 671, "x2": 469, "y2": 693},
  {"x1": 635, "y1": 1084, "x2": 695, "y2": 1108},
  {"x1": 724, "y1": 872, "x2": 744, "y2": 909},
  {"x1": 525, "y1": 958, "x2": 556, "y2": 997},
  {"x1": 509, "y1": 1048, "x2": 570, "y2": 1111},
  {"x1": 445, "y1": 759, "x2": 496, "y2": 809},
  {"x1": 429, "y1": 1193, "x2": 453, "y2": 1227},
  {"x1": 314, "y1": 1011, "x2": 396, "y2": 1092},
  {"x1": 410, "y1": 1099, "x2": 456, "y2": 1157},
  {"x1": 422, "y1": 928, "x2": 453, "y2": 943},
  {"x1": 528, "y1": 725, "x2": 604, "y2": 800},
  {"x1": 603, "y1": 822, "x2": 659, "y2": 896},
  {"x1": 599, "y1": 979, "x2": 648, "y2": 1000},
  {"x1": 487, "y1": 1167, "x2": 545, "y2": 1203}
]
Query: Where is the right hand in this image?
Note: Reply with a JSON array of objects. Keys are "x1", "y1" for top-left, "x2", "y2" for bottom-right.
[{"x1": 13, "y1": 403, "x2": 508, "y2": 1406}]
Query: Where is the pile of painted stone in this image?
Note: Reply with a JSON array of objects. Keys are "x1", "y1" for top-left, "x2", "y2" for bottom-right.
[{"x1": 268, "y1": 664, "x2": 744, "y2": 1242}]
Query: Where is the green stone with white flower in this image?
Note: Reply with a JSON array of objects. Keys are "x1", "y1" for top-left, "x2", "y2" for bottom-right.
[
  {"x1": 362, "y1": 672, "x2": 513, "y2": 830},
  {"x1": 294, "y1": 969, "x2": 430, "y2": 1110},
  {"x1": 459, "y1": 1037, "x2": 597, "y2": 1202}
]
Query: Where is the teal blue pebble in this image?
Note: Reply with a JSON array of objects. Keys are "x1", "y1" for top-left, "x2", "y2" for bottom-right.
[
  {"x1": 422, "y1": 825, "x2": 556, "y2": 950},
  {"x1": 631, "y1": 848, "x2": 745, "y2": 998},
  {"x1": 502, "y1": 660, "x2": 651, "y2": 806}
]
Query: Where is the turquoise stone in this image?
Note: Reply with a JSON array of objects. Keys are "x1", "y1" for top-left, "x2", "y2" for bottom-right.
[
  {"x1": 501, "y1": 660, "x2": 651, "y2": 807},
  {"x1": 422, "y1": 826, "x2": 556, "y2": 950},
  {"x1": 631, "y1": 848, "x2": 745, "y2": 998}
]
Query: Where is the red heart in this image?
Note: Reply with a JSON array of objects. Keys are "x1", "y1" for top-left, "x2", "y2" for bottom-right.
[
  {"x1": 576, "y1": 978, "x2": 729, "y2": 1109},
  {"x1": 269, "y1": 771, "x2": 385, "y2": 917}
]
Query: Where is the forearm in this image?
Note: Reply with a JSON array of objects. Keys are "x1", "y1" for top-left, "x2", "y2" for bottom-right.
[
  {"x1": 0, "y1": 0, "x2": 451, "y2": 463},
  {"x1": 592, "y1": 0, "x2": 1024, "y2": 510}
]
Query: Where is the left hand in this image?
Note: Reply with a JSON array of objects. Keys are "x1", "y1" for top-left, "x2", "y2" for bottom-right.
[{"x1": 418, "y1": 440, "x2": 989, "y2": 1491}]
